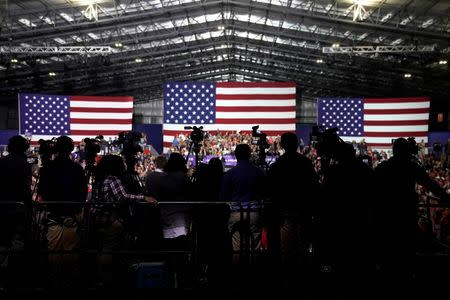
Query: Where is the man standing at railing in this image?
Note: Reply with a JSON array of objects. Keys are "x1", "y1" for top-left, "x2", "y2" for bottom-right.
[
  {"x1": 38, "y1": 136, "x2": 87, "y2": 288},
  {"x1": 375, "y1": 137, "x2": 450, "y2": 280},
  {"x1": 222, "y1": 143, "x2": 266, "y2": 287}
]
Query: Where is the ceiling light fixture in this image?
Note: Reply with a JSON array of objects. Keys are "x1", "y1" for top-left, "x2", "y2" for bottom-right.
[
  {"x1": 114, "y1": 42, "x2": 123, "y2": 47},
  {"x1": 10, "y1": 58, "x2": 18, "y2": 63},
  {"x1": 49, "y1": 72, "x2": 56, "y2": 76},
  {"x1": 438, "y1": 60, "x2": 447, "y2": 65},
  {"x1": 349, "y1": 0, "x2": 367, "y2": 22},
  {"x1": 135, "y1": 58, "x2": 143, "y2": 63},
  {"x1": 316, "y1": 59, "x2": 324, "y2": 63},
  {"x1": 404, "y1": 73, "x2": 412, "y2": 78}
]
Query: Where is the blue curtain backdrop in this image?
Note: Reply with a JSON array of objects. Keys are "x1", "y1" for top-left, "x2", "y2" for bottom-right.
[
  {"x1": 132, "y1": 124, "x2": 163, "y2": 154},
  {"x1": 0, "y1": 129, "x2": 19, "y2": 145}
]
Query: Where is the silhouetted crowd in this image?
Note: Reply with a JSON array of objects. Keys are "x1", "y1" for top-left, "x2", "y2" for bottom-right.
[{"x1": 0, "y1": 132, "x2": 449, "y2": 290}]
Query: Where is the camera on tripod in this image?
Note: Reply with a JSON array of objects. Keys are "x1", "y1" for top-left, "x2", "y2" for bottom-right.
[
  {"x1": 118, "y1": 131, "x2": 144, "y2": 156},
  {"x1": 184, "y1": 126, "x2": 204, "y2": 144},
  {"x1": 252, "y1": 125, "x2": 269, "y2": 149},
  {"x1": 311, "y1": 125, "x2": 343, "y2": 159}
]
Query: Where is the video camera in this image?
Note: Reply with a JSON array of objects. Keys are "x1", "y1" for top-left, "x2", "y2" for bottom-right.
[
  {"x1": 311, "y1": 125, "x2": 344, "y2": 159},
  {"x1": 184, "y1": 126, "x2": 204, "y2": 144},
  {"x1": 118, "y1": 131, "x2": 144, "y2": 156},
  {"x1": 252, "y1": 125, "x2": 269, "y2": 149}
]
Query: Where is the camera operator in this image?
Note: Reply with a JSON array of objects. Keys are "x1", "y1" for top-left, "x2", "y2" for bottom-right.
[
  {"x1": 374, "y1": 137, "x2": 450, "y2": 277},
  {"x1": 266, "y1": 132, "x2": 320, "y2": 288},
  {"x1": 37, "y1": 136, "x2": 87, "y2": 287},
  {"x1": 319, "y1": 139, "x2": 376, "y2": 281}
]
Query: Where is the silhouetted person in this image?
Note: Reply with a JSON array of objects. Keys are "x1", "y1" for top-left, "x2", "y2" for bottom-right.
[
  {"x1": 320, "y1": 142, "x2": 375, "y2": 281},
  {"x1": 0, "y1": 136, "x2": 31, "y2": 287},
  {"x1": 267, "y1": 132, "x2": 320, "y2": 287},
  {"x1": 193, "y1": 158, "x2": 231, "y2": 287},
  {"x1": 38, "y1": 136, "x2": 87, "y2": 288},
  {"x1": 92, "y1": 155, "x2": 156, "y2": 286},
  {"x1": 222, "y1": 144, "x2": 266, "y2": 288},
  {"x1": 375, "y1": 138, "x2": 450, "y2": 278},
  {"x1": 146, "y1": 152, "x2": 192, "y2": 287},
  {"x1": 0, "y1": 136, "x2": 31, "y2": 243}
]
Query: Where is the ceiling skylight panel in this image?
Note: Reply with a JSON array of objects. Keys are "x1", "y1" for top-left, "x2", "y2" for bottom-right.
[
  {"x1": 400, "y1": 16, "x2": 413, "y2": 25},
  {"x1": 391, "y1": 38, "x2": 403, "y2": 45},
  {"x1": 380, "y1": 13, "x2": 392, "y2": 23},
  {"x1": 205, "y1": 13, "x2": 221, "y2": 22},
  {"x1": 87, "y1": 32, "x2": 100, "y2": 39},
  {"x1": 54, "y1": 38, "x2": 66, "y2": 44},
  {"x1": 262, "y1": 35, "x2": 275, "y2": 43},
  {"x1": 72, "y1": 35, "x2": 83, "y2": 42},
  {"x1": 60, "y1": 13, "x2": 74, "y2": 22},
  {"x1": 39, "y1": 16, "x2": 55, "y2": 25},
  {"x1": 420, "y1": 19, "x2": 434, "y2": 28},
  {"x1": 18, "y1": 18, "x2": 37, "y2": 27}
]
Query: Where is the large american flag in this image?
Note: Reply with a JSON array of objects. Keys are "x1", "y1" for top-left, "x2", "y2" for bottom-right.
[
  {"x1": 317, "y1": 97, "x2": 430, "y2": 147},
  {"x1": 19, "y1": 93, "x2": 133, "y2": 142},
  {"x1": 163, "y1": 81, "x2": 297, "y2": 152}
]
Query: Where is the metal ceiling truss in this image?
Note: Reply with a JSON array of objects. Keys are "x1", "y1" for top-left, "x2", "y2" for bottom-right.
[
  {"x1": 323, "y1": 45, "x2": 437, "y2": 54},
  {"x1": 0, "y1": 46, "x2": 112, "y2": 54},
  {"x1": 0, "y1": 0, "x2": 449, "y2": 102}
]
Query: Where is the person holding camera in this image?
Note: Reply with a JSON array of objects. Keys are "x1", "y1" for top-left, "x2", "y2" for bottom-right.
[
  {"x1": 37, "y1": 135, "x2": 87, "y2": 287},
  {"x1": 374, "y1": 137, "x2": 450, "y2": 278}
]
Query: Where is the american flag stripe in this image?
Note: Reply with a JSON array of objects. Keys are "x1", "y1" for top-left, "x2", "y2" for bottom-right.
[
  {"x1": 163, "y1": 81, "x2": 296, "y2": 152},
  {"x1": 20, "y1": 93, "x2": 132, "y2": 142},
  {"x1": 331, "y1": 97, "x2": 430, "y2": 147}
]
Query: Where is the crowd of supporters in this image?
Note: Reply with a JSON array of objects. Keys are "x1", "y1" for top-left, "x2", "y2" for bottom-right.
[{"x1": 0, "y1": 131, "x2": 449, "y2": 290}]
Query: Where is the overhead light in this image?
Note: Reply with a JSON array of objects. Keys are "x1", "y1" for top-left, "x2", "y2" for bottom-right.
[
  {"x1": 135, "y1": 58, "x2": 143, "y2": 63},
  {"x1": 49, "y1": 72, "x2": 56, "y2": 76},
  {"x1": 218, "y1": 25, "x2": 225, "y2": 30},
  {"x1": 349, "y1": 0, "x2": 368, "y2": 21},
  {"x1": 10, "y1": 58, "x2": 18, "y2": 63},
  {"x1": 332, "y1": 43, "x2": 340, "y2": 48},
  {"x1": 438, "y1": 60, "x2": 447, "y2": 65},
  {"x1": 316, "y1": 59, "x2": 324, "y2": 63},
  {"x1": 114, "y1": 42, "x2": 123, "y2": 47},
  {"x1": 404, "y1": 73, "x2": 412, "y2": 78}
]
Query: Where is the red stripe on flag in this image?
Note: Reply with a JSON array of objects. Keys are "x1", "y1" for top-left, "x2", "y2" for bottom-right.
[
  {"x1": 364, "y1": 131, "x2": 428, "y2": 137},
  {"x1": 70, "y1": 95, "x2": 133, "y2": 102},
  {"x1": 164, "y1": 130, "x2": 294, "y2": 137},
  {"x1": 216, "y1": 82, "x2": 296, "y2": 88},
  {"x1": 365, "y1": 97, "x2": 430, "y2": 103},
  {"x1": 216, "y1": 106, "x2": 296, "y2": 112},
  {"x1": 364, "y1": 108, "x2": 429, "y2": 114},
  {"x1": 216, "y1": 118, "x2": 296, "y2": 124},
  {"x1": 71, "y1": 118, "x2": 132, "y2": 124},
  {"x1": 366, "y1": 143, "x2": 393, "y2": 147},
  {"x1": 71, "y1": 130, "x2": 125, "y2": 135},
  {"x1": 364, "y1": 120, "x2": 428, "y2": 126},
  {"x1": 70, "y1": 107, "x2": 133, "y2": 113},
  {"x1": 216, "y1": 94, "x2": 295, "y2": 100}
]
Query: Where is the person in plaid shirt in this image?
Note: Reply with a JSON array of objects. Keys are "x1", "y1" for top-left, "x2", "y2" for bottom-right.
[{"x1": 92, "y1": 154, "x2": 156, "y2": 286}]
